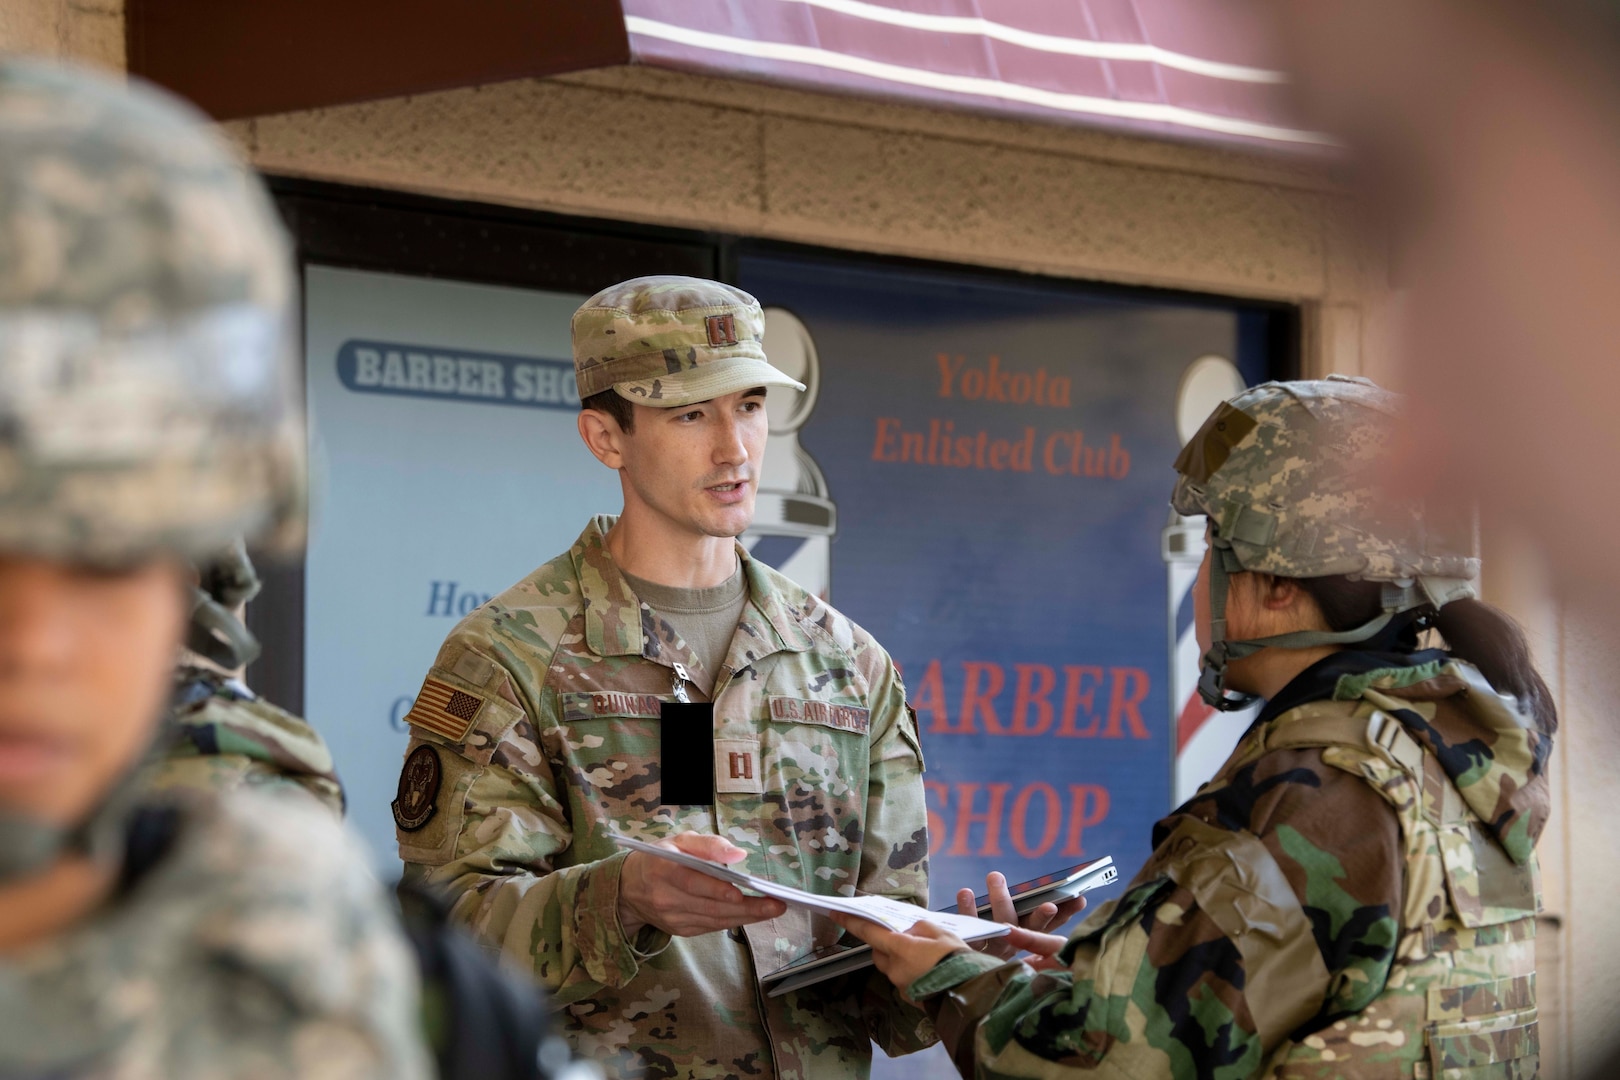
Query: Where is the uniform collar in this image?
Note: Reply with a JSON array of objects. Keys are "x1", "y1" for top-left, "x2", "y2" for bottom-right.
[
  {"x1": 1251, "y1": 648, "x2": 1449, "y2": 731},
  {"x1": 570, "y1": 515, "x2": 814, "y2": 671}
]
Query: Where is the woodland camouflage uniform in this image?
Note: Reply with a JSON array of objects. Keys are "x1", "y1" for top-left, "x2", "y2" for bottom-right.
[
  {"x1": 397, "y1": 277, "x2": 935, "y2": 1078},
  {"x1": 149, "y1": 541, "x2": 347, "y2": 818},
  {"x1": 150, "y1": 665, "x2": 346, "y2": 818},
  {"x1": 907, "y1": 378, "x2": 1546, "y2": 1080}
]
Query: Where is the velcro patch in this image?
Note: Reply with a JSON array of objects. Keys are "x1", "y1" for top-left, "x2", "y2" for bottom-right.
[
  {"x1": 716, "y1": 737, "x2": 764, "y2": 794},
  {"x1": 392, "y1": 744, "x2": 442, "y2": 832},
  {"x1": 768, "y1": 696, "x2": 869, "y2": 734},
  {"x1": 404, "y1": 677, "x2": 485, "y2": 742},
  {"x1": 561, "y1": 691, "x2": 666, "y2": 722},
  {"x1": 706, "y1": 313, "x2": 738, "y2": 347}
]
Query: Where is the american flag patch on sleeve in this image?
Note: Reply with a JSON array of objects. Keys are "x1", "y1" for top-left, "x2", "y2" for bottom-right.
[{"x1": 404, "y1": 677, "x2": 486, "y2": 742}]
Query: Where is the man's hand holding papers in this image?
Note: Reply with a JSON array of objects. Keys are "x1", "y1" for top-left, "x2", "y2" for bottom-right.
[
  {"x1": 612, "y1": 834, "x2": 1009, "y2": 942},
  {"x1": 618, "y1": 832, "x2": 787, "y2": 938}
]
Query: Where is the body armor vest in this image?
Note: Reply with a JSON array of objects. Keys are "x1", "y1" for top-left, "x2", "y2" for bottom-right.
[{"x1": 1234, "y1": 697, "x2": 1540, "y2": 1079}]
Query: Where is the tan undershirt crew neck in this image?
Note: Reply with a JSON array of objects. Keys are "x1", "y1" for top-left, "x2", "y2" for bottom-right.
[{"x1": 622, "y1": 560, "x2": 748, "y2": 689}]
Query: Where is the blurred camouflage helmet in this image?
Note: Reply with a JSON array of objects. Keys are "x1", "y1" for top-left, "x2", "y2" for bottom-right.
[
  {"x1": 0, "y1": 58, "x2": 303, "y2": 565},
  {"x1": 0, "y1": 60, "x2": 301, "y2": 884},
  {"x1": 1172, "y1": 375, "x2": 1478, "y2": 709}
]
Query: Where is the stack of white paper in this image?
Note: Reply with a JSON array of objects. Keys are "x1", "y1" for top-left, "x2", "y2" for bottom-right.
[{"x1": 610, "y1": 835, "x2": 1009, "y2": 942}]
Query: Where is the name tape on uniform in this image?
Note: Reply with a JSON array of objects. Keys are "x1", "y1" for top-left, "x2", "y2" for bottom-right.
[{"x1": 561, "y1": 691, "x2": 666, "y2": 722}]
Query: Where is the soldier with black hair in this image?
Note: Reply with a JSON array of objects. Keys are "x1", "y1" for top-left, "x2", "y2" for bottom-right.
[{"x1": 842, "y1": 376, "x2": 1550, "y2": 1079}]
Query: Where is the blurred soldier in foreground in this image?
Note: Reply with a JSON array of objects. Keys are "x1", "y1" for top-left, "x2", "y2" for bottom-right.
[
  {"x1": 0, "y1": 59, "x2": 428, "y2": 1076},
  {"x1": 842, "y1": 377, "x2": 1552, "y2": 1079},
  {"x1": 1270, "y1": 7, "x2": 1620, "y2": 1077},
  {"x1": 150, "y1": 539, "x2": 346, "y2": 816},
  {"x1": 396, "y1": 276, "x2": 937, "y2": 1077},
  {"x1": 1278, "y1": 0, "x2": 1620, "y2": 614}
]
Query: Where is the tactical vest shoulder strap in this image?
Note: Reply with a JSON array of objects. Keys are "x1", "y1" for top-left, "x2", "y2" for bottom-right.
[{"x1": 1262, "y1": 706, "x2": 1426, "y2": 776}]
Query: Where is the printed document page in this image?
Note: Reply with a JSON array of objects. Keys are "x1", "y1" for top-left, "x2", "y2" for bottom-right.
[{"x1": 611, "y1": 835, "x2": 1008, "y2": 941}]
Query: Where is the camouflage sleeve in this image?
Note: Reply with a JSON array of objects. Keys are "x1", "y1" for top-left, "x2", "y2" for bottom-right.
[
  {"x1": 855, "y1": 656, "x2": 938, "y2": 1056},
  {"x1": 201, "y1": 792, "x2": 434, "y2": 1078},
  {"x1": 396, "y1": 641, "x2": 668, "y2": 1005},
  {"x1": 907, "y1": 747, "x2": 1404, "y2": 1078},
  {"x1": 151, "y1": 688, "x2": 346, "y2": 818}
]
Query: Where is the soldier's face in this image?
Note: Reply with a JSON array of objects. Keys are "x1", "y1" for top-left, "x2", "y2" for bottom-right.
[
  {"x1": 618, "y1": 388, "x2": 770, "y2": 539},
  {"x1": 0, "y1": 556, "x2": 187, "y2": 826}
]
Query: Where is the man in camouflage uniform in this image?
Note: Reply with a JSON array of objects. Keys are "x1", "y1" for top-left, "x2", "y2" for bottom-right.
[
  {"x1": 151, "y1": 539, "x2": 346, "y2": 816},
  {"x1": 0, "y1": 59, "x2": 429, "y2": 1077},
  {"x1": 840, "y1": 377, "x2": 1547, "y2": 1079},
  {"x1": 396, "y1": 276, "x2": 937, "y2": 1077}
]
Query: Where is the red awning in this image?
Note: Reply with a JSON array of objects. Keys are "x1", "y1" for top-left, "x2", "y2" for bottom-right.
[
  {"x1": 127, "y1": 0, "x2": 1323, "y2": 153},
  {"x1": 621, "y1": 0, "x2": 1327, "y2": 151}
]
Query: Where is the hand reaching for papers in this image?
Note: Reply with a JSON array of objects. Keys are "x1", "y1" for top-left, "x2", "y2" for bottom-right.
[
  {"x1": 833, "y1": 870, "x2": 1082, "y2": 995},
  {"x1": 830, "y1": 914, "x2": 971, "y2": 994},
  {"x1": 618, "y1": 832, "x2": 787, "y2": 938},
  {"x1": 956, "y1": 871, "x2": 1082, "y2": 965}
]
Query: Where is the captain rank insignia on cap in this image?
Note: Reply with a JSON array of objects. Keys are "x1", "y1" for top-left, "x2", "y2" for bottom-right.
[
  {"x1": 404, "y1": 677, "x2": 485, "y2": 742},
  {"x1": 705, "y1": 313, "x2": 738, "y2": 347}
]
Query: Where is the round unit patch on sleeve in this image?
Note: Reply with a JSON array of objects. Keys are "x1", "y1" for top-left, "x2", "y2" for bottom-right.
[{"x1": 391, "y1": 745, "x2": 442, "y2": 832}]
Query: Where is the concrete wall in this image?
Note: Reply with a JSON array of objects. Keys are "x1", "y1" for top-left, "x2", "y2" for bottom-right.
[
  {"x1": 227, "y1": 66, "x2": 1381, "y2": 343},
  {"x1": 0, "y1": 1, "x2": 1606, "y2": 1071},
  {"x1": 1550, "y1": 602, "x2": 1620, "y2": 1077},
  {"x1": 0, "y1": 0, "x2": 121, "y2": 70}
]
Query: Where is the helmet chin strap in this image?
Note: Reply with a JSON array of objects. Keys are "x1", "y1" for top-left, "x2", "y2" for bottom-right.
[
  {"x1": 187, "y1": 587, "x2": 261, "y2": 671},
  {"x1": 1196, "y1": 541, "x2": 1262, "y2": 710},
  {"x1": 1196, "y1": 537, "x2": 1409, "y2": 711}
]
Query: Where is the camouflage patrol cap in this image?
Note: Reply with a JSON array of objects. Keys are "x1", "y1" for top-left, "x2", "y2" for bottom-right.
[
  {"x1": 0, "y1": 59, "x2": 303, "y2": 564},
  {"x1": 572, "y1": 276, "x2": 806, "y2": 409},
  {"x1": 1172, "y1": 375, "x2": 1477, "y2": 585}
]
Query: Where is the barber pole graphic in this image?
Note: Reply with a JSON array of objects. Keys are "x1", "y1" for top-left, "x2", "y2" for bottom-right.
[
  {"x1": 1167, "y1": 356, "x2": 1259, "y2": 806},
  {"x1": 742, "y1": 307, "x2": 836, "y2": 598}
]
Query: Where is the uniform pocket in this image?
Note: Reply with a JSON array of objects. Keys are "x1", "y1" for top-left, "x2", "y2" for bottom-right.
[
  {"x1": 1437, "y1": 820, "x2": 1538, "y2": 928},
  {"x1": 556, "y1": 692, "x2": 667, "y2": 816},
  {"x1": 1424, "y1": 973, "x2": 1538, "y2": 1079},
  {"x1": 1424, "y1": 1014, "x2": 1538, "y2": 1078}
]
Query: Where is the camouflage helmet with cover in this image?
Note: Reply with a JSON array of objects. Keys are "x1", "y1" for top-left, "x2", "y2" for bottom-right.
[
  {"x1": 0, "y1": 58, "x2": 303, "y2": 566},
  {"x1": 1171, "y1": 375, "x2": 1478, "y2": 709},
  {"x1": 0, "y1": 59, "x2": 302, "y2": 882}
]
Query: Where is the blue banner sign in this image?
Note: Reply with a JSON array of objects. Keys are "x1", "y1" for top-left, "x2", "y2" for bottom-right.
[
  {"x1": 737, "y1": 252, "x2": 1273, "y2": 909},
  {"x1": 336, "y1": 337, "x2": 578, "y2": 409}
]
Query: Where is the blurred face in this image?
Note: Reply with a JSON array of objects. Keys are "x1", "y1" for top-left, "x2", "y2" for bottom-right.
[
  {"x1": 0, "y1": 556, "x2": 187, "y2": 826},
  {"x1": 617, "y1": 389, "x2": 770, "y2": 540}
]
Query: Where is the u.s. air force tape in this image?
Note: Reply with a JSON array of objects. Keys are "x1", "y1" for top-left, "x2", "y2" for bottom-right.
[{"x1": 404, "y1": 677, "x2": 484, "y2": 742}]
